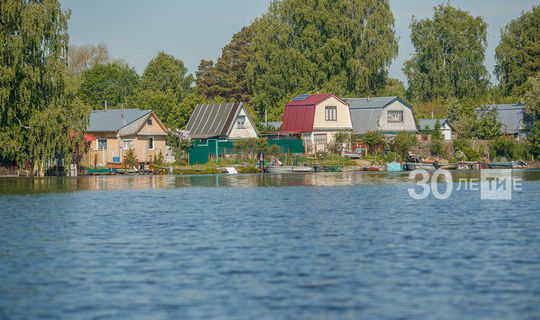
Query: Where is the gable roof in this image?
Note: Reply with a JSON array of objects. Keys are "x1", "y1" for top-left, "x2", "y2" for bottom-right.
[
  {"x1": 419, "y1": 119, "x2": 449, "y2": 131},
  {"x1": 186, "y1": 103, "x2": 253, "y2": 139},
  {"x1": 345, "y1": 96, "x2": 399, "y2": 109},
  {"x1": 477, "y1": 103, "x2": 527, "y2": 134},
  {"x1": 286, "y1": 93, "x2": 341, "y2": 107},
  {"x1": 87, "y1": 108, "x2": 152, "y2": 132}
]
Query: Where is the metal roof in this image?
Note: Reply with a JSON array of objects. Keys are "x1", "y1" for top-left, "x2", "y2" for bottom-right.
[
  {"x1": 285, "y1": 94, "x2": 336, "y2": 107},
  {"x1": 344, "y1": 96, "x2": 398, "y2": 109},
  {"x1": 419, "y1": 119, "x2": 448, "y2": 131},
  {"x1": 186, "y1": 103, "x2": 245, "y2": 139},
  {"x1": 281, "y1": 105, "x2": 315, "y2": 133},
  {"x1": 87, "y1": 109, "x2": 152, "y2": 132},
  {"x1": 477, "y1": 104, "x2": 526, "y2": 134},
  {"x1": 348, "y1": 108, "x2": 383, "y2": 134}
]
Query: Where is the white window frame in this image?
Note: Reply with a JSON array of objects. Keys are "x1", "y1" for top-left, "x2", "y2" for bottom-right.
[
  {"x1": 97, "y1": 138, "x2": 107, "y2": 151},
  {"x1": 147, "y1": 136, "x2": 154, "y2": 150},
  {"x1": 314, "y1": 133, "x2": 327, "y2": 145},
  {"x1": 236, "y1": 116, "x2": 246, "y2": 129},
  {"x1": 387, "y1": 110, "x2": 404, "y2": 123},
  {"x1": 325, "y1": 106, "x2": 337, "y2": 121},
  {"x1": 123, "y1": 139, "x2": 133, "y2": 150}
]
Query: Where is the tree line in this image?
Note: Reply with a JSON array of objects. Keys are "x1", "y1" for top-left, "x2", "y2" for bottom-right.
[{"x1": 1, "y1": 0, "x2": 539, "y2": 169}]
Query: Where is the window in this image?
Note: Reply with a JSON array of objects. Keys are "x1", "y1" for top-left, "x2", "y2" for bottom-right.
[
  {"x1": 387, "y1": 110, "x2": 404, "y2": 123},
  {"x1": 147, "y1": 118, "x2": 153, "y2": 125},
  {"x1": 236, "y1": 116, "x2": 246, "y2": 129},
  {"x1": 302, "y1": 133, "x2": 312, "y2": 141},
  {"x1": 314, "y1": 133, "x2": 327, "y2": 145},
  {"x1": 147, "y1": 136, "x2": 154, "y2": 150},
  {"x1": 123, "y1": 139, "x2": 132, "y2": 150},
  {"x1": 97, "y1": 139, "x2": 107, "y2": 150},
  {"x1": 325, "y1": 106, "x2": 337, "y2": 121}
]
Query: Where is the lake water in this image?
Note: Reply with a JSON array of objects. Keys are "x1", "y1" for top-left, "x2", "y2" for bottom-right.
[{"x1": 1, "y1": 171, "x2": 539, "y2": 319}]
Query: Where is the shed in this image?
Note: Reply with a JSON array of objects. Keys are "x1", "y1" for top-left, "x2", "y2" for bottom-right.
[{"x1": 186, "y1": 103, "x2": 258, "y2": 140}]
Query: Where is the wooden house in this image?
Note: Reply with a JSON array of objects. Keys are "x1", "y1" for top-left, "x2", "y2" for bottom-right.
[
  {"x1": 186, "y1": 103, "x2": 258, "y2": 140},
  {"x1": 81, "y1": 108, "x2": 168, "y2": 167}
]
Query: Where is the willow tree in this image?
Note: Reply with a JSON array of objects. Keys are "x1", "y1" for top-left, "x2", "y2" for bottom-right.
[
  {"x1": 0, "y1": 0, "x2": 88, "y2": 172},
  {"x1": 247, "y1": 0, "x2": 398, "y2": 120},
  {"x1": 495, "y1": 5, "x2": 540, "y2": 97},
  {"x1": 403, "y1": 4, "x2": 490, "y2": 102}
]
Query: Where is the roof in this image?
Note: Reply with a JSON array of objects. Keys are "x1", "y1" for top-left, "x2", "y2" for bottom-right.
[
  {"x1": 285, "y1": 94, "x2": 335, "y2": 107},
  {"x1": 87, "y1": 109, "x2": 152, "y2": 132},
  {"x1": 477, "y1": 103, "x2": 526, "y2": 134},
  {"x1": 345, "y1": 96, "x2": 398, "y2": 109},
  {"x1": 419, "y1": 119, "x2": 448, "y2": 131},
  {"x1": 186, "y1": 103, "x2": 252, "y2": 139}
]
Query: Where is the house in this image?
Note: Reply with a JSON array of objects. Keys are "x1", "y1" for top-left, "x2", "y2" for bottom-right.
[
  {"x1": 186, "y1": 103, "x2": 258, "y2": 140},
  {"x1": 418, "y1": 119, "x2": 454, "y2": 141},
  {"x1": 280, "y1": 94, "x2": 353, "y2": 150},
  {"x1": 477, "y1": 103, "x2": 535, "y2": 139},
  {"x1": 82, "y1": 108, "x2": 168, "y2": 167},
  {"x1": 345, "y1": 96, "x2": 417, "y2": 135}
]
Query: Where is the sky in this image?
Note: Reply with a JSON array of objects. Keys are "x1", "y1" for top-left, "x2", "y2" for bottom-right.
[{"x1": 61, "y1": 0, "x2": 538, "y2": 85}]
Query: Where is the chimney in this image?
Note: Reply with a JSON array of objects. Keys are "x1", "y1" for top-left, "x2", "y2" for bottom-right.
[
  {"x1": 367, "y1": 95, "x2": 370, "y2": 102},
  {"x1": 104, "y1": 100, "x2": 108, "y2": 111},
  {"x1": 431, "y1": 109, "x2": 434, "y2": 119}
]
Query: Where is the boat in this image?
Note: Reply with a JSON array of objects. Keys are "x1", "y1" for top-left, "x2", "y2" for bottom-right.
[
  {"x1": 265, "y1": 165, "x2": 314, "y2": 173},
  {"x1": 386, "y1": 162, "x2": 404, "y2": 172},
  {"x1": 439, "y1": 163, "x2": 458, "y2": 170},
  {"x1": 405, "y1": 162, "x2": 436, "y2": 170},
  {"x1": 488, "y1": 161, "x2": 527, "y2": 169}
]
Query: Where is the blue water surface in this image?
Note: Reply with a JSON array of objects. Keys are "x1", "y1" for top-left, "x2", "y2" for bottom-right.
[{"x1": 0, "y1": 173, "x2": 539, "y2": 319}]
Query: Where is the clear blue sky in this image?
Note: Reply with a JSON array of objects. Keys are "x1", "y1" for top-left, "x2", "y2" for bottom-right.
[{"x1": 61, "y1": 0, "x2": 537, "y2": 85}]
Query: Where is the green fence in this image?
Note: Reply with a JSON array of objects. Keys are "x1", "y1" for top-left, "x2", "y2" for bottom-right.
[{"x1": 188, "y1": 139, "x2": 305, "y2": 165}]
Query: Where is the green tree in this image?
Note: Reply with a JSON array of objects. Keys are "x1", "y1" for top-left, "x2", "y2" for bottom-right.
[
  {"x1": 362, "y1": 131, "x2": 384, "y2": 155},
  {"x1": 432, "y1": 119, "x2": 442, "y2": 140},
  {"x1": 391, "y1": 131, "x2": 417, "y2": 158},
  {"x1": 528, "y1": 121, "x2": 540, "y2": 158},
  {"x1": 142, "y1": 52, "x2": 193, "y2": 102},
  {"x1": 495, "y1": 5, "x2": 540, "y2": 96},
  {"x1": 126, "y1": 89, "x2": 178, "y2": 128},
  {"x1": 68, "y1": 43, "x2": 110, "y2": 77},
  {"x1": 79, "y1": 63, "x2": 140, "y2": 109},
  {"x1": 196, "y1": 25, "x2": 255, "y2": 102},
  {"x1": 403, "y1": 4, "x2": 489, "y2": 102},
  {"x1": 247, "y1": 0, "x2": 399, "y2": 119},
  {"x1": 0, "y1": 0, "x2": 88, "y2": 172},
  {"x1": 525, "y1": 74, "x2": 540, "y2": 118},
  {"x1": 472, "y1": 106, "x2": 502, "y2": 139}
]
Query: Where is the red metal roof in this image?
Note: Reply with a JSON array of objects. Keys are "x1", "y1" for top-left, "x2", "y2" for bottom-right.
[
  {"x1": 285, "y1": 94, "x2": 334, "y2": 106},
  {"x1": 281, "y1": 105, "x2": 315, "y2": 133}
]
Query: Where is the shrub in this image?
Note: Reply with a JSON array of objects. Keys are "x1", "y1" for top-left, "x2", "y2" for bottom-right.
[
  {"x1": 126, "y1": 148, "x2": 136, "y2": 166},
  {"x1": 429, "y1": 139, "x2": 445, "y2": 156},
  {"x1": 391, "y1": 131, "x2": 417, "y2": 157},
  {"x1": 490, "y1": 137, "x2": 531, "y2": 160}
]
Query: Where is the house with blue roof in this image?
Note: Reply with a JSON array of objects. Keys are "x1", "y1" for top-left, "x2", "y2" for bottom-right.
[
  {"x1": 476, "y1": 103, "x2": 536, "y2": 139},
  {"x1": 82, "y1": 108, "x2": 168, "y2": 167},
  {"x1": 345, "y1": 96, "x2": 418, "y2": 135}
]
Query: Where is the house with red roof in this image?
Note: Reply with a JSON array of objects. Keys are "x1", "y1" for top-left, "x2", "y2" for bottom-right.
[{"x1": 280, "y1": 94, "x2": 353, "y2": 151}]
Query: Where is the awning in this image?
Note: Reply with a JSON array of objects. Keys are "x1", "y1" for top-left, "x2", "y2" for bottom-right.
[{"x1": 84, "y1": 133, "x2": 96, "y2": 141}]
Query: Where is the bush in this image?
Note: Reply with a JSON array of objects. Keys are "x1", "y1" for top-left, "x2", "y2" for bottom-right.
[
  {"x1": 126, "y1": 148, "x2": 136, "y2": 166},
  {"x1": 490, "y1": 137, "x2": 531, "y2": 160},
  {"x1": 429, "y1": 139, "x2": 445, "y2": 156},
  {"x1": 391, "y1": 131, "x2": 417, "y2": 157},
  {"x1": 154, "y1": 151, "x2": 164, "y2": 166}
]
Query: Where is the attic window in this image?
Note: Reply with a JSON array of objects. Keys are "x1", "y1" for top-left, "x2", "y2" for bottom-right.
[
  {"x1": 387, "y1": 110, "x2": 403, "y2": 123},
  {"x1": 236, "y1": 116, "x2": 246, "y2": 129},
  {"x1": 325, "y1": 106, "x2": 337, "y2": 121},
  {"x1": 147, "y1": 118, "x2": 153, "y2": 125}
]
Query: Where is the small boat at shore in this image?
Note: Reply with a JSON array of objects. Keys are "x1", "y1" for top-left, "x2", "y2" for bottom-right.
[
  {"x1": 405, "y1": 162, "x2": 436, "y2": 170},
  {"x1": 488, "y1": 161, "x2": 527, "y2": 169},
  {"x1": 439, "y1": 163, "x2": 458, "y2": 170},
  {"x1": 265, "y1": 165, "x2": 314, "y2": 173}
]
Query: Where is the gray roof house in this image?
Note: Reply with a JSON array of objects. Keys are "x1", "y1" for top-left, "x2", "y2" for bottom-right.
[
  {"x1": 345, "y1": 96, "x2": 417, "y2": 134},
  {"x1": 186, "y1": 103, "x2": 259, "y2": 140},
  {"x1": 476, "y1": 103, "x2": 535, "y2": 138},
  {"x1": 418, "y1": 119, "x2": 454, "y2": 141},
  {"x1": 87, "y1": 108, "x2": 167, "y2": 136}
]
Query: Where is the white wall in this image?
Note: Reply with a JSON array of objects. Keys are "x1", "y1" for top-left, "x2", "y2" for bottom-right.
[
  {"x1": 378, "y1": 100, "x2": 417, "y2": 132},
  {"x1": 228, "y1": 107, "x2": 258, "y2": 139}
]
